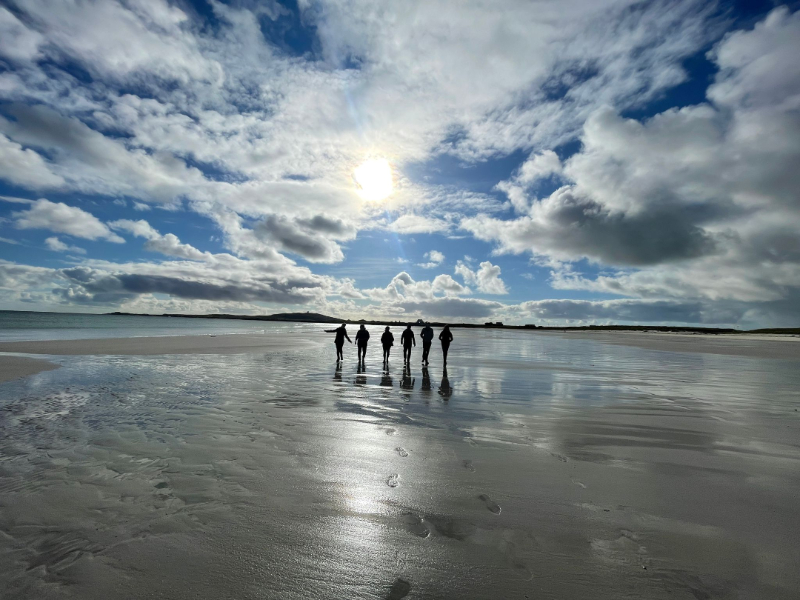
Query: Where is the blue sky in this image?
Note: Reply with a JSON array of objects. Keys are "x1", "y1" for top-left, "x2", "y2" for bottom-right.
[{"x1": 1, "y1": 0, "x2": 799, "y2": 326}]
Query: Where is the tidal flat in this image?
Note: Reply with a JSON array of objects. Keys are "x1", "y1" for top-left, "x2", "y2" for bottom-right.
[{"x1": 1, "y1": 327, "x2": 798, "y2": 599}]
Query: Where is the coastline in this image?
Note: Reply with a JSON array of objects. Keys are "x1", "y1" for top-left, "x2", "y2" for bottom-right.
[{"x1": 551, "y1": 330, "x2": 800, "y2": 360}]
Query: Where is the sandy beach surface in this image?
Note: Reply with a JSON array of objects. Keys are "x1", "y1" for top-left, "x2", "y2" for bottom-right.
[
  {"x1": 0, "y1": 356, "x2": 60, "y2": 383},
  {"x1": 1, "y1": 327, "x2": 799, "y2": 599},
  {"x1": 0, "y1": 333, "x2": 316, "y2": 356}
]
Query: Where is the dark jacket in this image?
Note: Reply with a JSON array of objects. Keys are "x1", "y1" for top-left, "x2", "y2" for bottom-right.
[
  {"x1": 439, "y1": 329, "x2": 453, "y2": 344},
  {"x1": 420, "y1": 326, "x2": 434, "y2": 344},
  {"x1": 381, "y1": 331, "x2": 394, "y2": 346},
  {"x1": 401, "y1": 329, "x2": 416, "y2": 347},
  {"x1": 355, "y1": 328, "x2": 370, "y2": 346},
  {"x1": 325, "y1": 326, "x2": 351, "y2": 345}
]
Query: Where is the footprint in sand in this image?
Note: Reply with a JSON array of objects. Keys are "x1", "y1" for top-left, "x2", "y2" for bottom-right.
[
  {"x1": 387, "y1": 474, "x2": 400, "y2": 488},
  {"x1": 478, "y1": 494, "x2": 501, "y2": 514},
  {"x1": 402, "y1": 513, "x2": 430, "y2": 538},
  {"x1": 395, "y1": 447, "x2": 409, "y2": 457},
  {"x1": 571, "y1": 478, "x2": 587, "y2": 489},
  {"x1": 386, "y1": 577, "x2": 412, "y2": 599},
  {"x1": 385, "y1": 428, "x2": 397, "y2": 436},
  {"x1": 462, "y1": 459, "x2": 475, "y2": 472}
]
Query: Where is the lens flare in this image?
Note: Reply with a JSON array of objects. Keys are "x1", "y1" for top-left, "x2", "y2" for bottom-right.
[{"x1": 353, "y1": 158, "x2": 393, "y2": 201}]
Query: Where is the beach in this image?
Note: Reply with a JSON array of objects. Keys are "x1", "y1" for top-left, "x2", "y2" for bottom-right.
[{"x1": 1, "y1": 323, "x2": 799, "y2": 599}]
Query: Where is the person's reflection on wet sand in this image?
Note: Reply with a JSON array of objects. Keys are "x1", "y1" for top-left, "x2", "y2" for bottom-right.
[
  {"x1": 401, "y1": 365, "x2": 415, "y2": 391},
  {"x1": 380, "y1": 368, "x2": 393, "y2": 387},
  {"x1": 421, "y1": 366, "x2": 432, "y2": 395},
  {"x1": 438, "y1": 367, "x2": 452, "y2": 399},
  {"x1": 355, "y1": 362, "x2": 367, "y2": 386},
  {"x1": 333, "y1": 362, "x2": 343, "y2": 383}
]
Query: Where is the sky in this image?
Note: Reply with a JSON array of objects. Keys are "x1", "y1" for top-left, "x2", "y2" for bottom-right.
[{"x1": 0, "y1": 0, "x2": 799, "y2": 327}]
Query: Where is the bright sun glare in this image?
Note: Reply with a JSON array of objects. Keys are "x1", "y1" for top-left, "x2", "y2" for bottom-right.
[{"x1": 353, "y1": 158, "x2": 393, "y2": 201}]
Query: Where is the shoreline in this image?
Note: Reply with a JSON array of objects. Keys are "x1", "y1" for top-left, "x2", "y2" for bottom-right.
[{"x1": 549, "y1": 329, "x2": 800, "y2": 360}]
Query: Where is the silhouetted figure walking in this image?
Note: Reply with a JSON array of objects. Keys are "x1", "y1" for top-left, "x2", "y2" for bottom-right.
[
  {"x1": 401, "y1": 324, "x2": 415, "y2": 364},
  {"x1": 420, "y1": 322, "x2": 434, "y2": 365},
  {"x1": 355, "y1": 324, "x2": 370, "y2": 364},
  {"x1": 325, "y1": 323, "x2": 351, "y2": 361},
  {"x1": 381, "y1": 326, "x2": 394, "y2": 364},
  {"x1": 439, "y1": 325, "x2": 453, "y2": 365},
  {"x1": 439, "y1": 366, "x2": 452, "y2": 399}
]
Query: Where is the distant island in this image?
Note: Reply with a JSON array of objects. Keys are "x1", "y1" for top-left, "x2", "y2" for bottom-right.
[{"x1": 103, "y1": 311, "x2": 800, "y2": 335}]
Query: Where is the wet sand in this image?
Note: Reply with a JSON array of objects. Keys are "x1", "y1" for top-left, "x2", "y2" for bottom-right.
[
  {"x1": 1, "y1": 328, "x2": 799, "y2": 599},
  {"x1": 0, "y1": 333, "x2": 315, "y2": 356},
  {"x1": 0, "y1": 356, "x2": 60, "y2": 383},
  {"x1": 556, "y1": 330, "x2": 800, "y2": 360}
]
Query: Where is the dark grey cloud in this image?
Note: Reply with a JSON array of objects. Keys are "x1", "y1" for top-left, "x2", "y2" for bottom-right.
[
  {"x1": 254, "y1": 215, "x2": 347, "y2": 263},
  {"x1": 518, "y1": 298, "x2": 744, "y2": 325},
  {"x1": 59, "y1": 267, "x2": 318, "y2": 305},
  {"x1": 464, "y1": 188, "x2": 719, "y2": 266},
  {"x1": 296, "y1": 215, "x2": 356, "y2": 238}
]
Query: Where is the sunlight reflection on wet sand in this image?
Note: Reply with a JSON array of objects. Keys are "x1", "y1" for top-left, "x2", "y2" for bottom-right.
[{"x1": 1, "y1": 328, "x2": 799, "y2": 599}]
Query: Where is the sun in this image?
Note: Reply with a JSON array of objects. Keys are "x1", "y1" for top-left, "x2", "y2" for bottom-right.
[{"x1": 353, "y1": 158, "x2": 393, "y2": 201}]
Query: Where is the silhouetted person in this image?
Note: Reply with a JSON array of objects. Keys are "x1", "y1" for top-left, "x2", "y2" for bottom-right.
[
  {"x1": 355, "y1": 324, "x2": 370, "y2": 364},
  {"x1": 401, "y1": 324, "x2": 415, "y2": 364},
  {"x1": 381, "y1": 326, "x2": 394, "y2": 364},
  {"x1": 325, "y1": 323, "x2": 351, "y2": 361},
  {"x1": 439, "y1": 325, "x2": 453, "y2": 365},
  {"x1": 420, "y1": 322, "x2": 434, "y2": 364},
  {"x1": 401, "y1": 364, "x2": 415, "y2": 390},
  {"x1": 439, "y1": 366, "x2": 452, "y2": 399}
]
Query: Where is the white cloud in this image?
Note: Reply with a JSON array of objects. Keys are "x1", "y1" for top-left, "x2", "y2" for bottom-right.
[
  {"x1": 388, "y1": 214, "x2": 450, "y2": 235},
  {"x1": 110, "y1": 219, "x2": 208, "y2": 261},
  {"x1": 496, "y1": 150, "x2": 562, "y2": 212},
  {"x1": 14, "y1": 199, "x2": 124, "y2": 242},
  {"x1": 0, "y1": 7, "x2": 44, "y2": 62},
  {"x1": 0, "y1": 133, "x2": 64, "y2": 189},
  {"x1": 417, "y1": 250, "x2": 445, "y2": 268},
  {"x1": 455, "y1": 260, "x2": 509, "y2": 295},
  {"x1": 463, "y1": 7, "x2": 800, "y2": 309},
  {"x1": 45, "y1": 236, "x2": 86, "y2": 254}
]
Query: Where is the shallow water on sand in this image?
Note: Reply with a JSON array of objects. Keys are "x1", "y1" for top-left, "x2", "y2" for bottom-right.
[{"x1": 1, "y1": 329, "x2": 799, "y2": 599}]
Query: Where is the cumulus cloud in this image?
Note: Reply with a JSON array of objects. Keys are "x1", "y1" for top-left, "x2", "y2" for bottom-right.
[
  {"x1": 464, "y1": 7, "x2": 800, "y2": 311},
  {"x1": 364, "y1": 272, "x2": 498, "y2": 319},
  {"x1": 14, "y1": 199, "x2": 124, "y2": 242},
  {"x1": 417, "y1": 250, "x2": 445, "y2": 268},
  {"x1": 45, "y1": 236, "x2": 86, "y2": 254},
  {"x1": 496, "y1": 150, "x2": 562, "y2": 213},
  {"x1": 0, "y1": 133, "x2": 64, "y2": 189},
  {"x1": 109, "y1": 219, "x2": 208, "y2": 260},
  {"x1": 253, "y1": 214, "x2": 354, "y2": 263},
  {"x1": 0, "y1": 2, "x2": 796, "y2": 327},
  {"x1": 455, "y1": 260, "x2": 508, "y2": 295}
]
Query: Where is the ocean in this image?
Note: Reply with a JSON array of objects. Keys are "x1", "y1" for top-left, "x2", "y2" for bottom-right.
[{"x1": 0, "y1": 310, "x2": 308, "y2": 342}]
